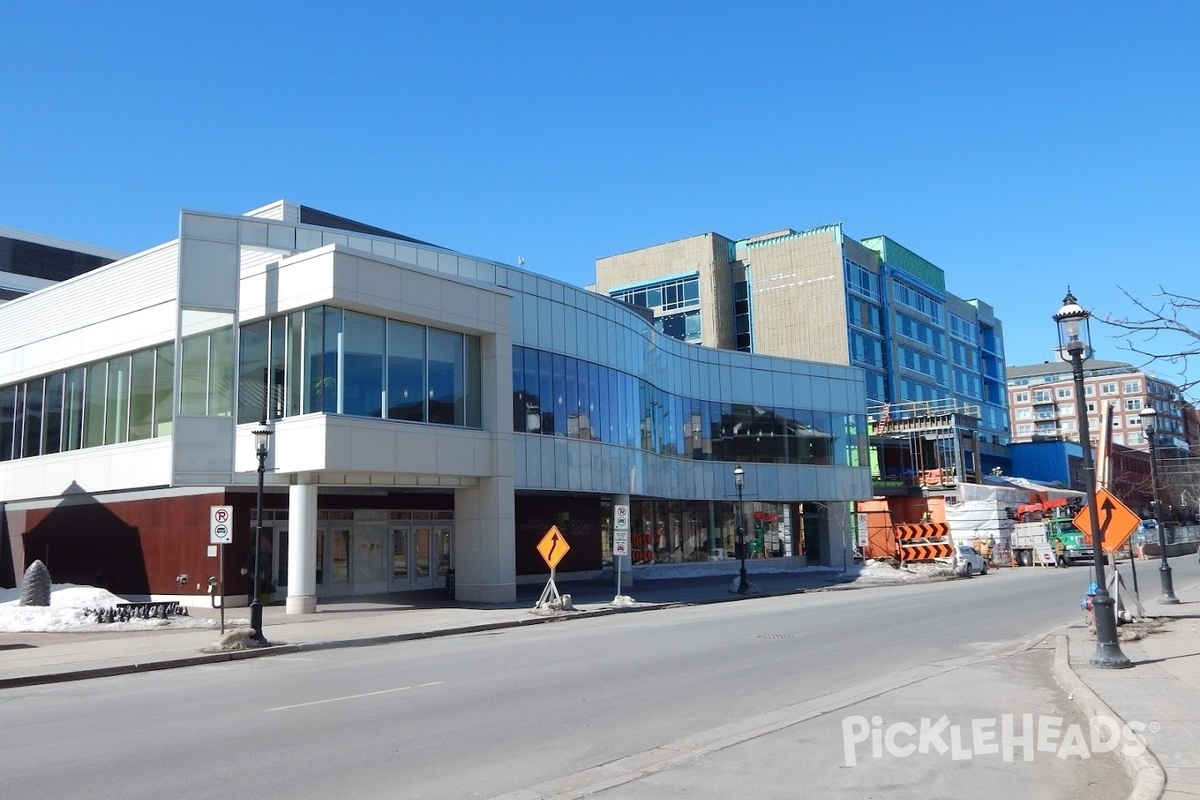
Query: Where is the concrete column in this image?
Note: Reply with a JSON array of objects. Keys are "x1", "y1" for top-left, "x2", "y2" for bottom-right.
[
  {"x1": 613, "y1": 493, "x2": 633, "y2": 586},
  {"x1": 821, "y1": 501, "x2": 852, "y2": 569},
  {"x1": 286, "y1": 480, "x2": 318, "y2": 614},
  {"x1": 454, "y1": 476, "x2": 516, "y2": 603}
]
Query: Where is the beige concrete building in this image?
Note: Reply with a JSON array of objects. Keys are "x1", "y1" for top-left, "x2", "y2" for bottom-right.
[{"x1": 593, "y1": 224, "x2": 1010, "y2": 450}]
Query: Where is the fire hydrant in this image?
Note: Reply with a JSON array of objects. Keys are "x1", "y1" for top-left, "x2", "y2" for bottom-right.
[{"x1": 1081, "y1": 580, "x2": 1098, "y2": 634}]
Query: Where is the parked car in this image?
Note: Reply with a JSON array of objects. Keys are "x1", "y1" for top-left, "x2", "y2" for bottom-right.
[{"x1": 955, "y1": 544, "x2": 988, "y2": 576}]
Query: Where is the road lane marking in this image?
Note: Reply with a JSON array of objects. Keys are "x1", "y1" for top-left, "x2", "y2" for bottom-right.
[{"x1": 266, "y1": 681, "x2": 444, "y2": 712}]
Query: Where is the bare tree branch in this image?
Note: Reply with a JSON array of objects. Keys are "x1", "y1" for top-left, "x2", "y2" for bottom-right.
[{"x1": 1099, "y1": 287, "x2": 1200, "y2": 394}]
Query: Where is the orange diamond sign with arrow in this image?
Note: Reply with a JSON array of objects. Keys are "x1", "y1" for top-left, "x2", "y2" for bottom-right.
[
  {"x1": 1073, "y1": 488, "x2": 1142, "y2": 554},
  {"x1": 537, "y1": 525, "x2": 570, "y2": 570}
]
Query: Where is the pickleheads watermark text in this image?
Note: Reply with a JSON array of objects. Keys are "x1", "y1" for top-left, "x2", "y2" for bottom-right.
[{"x1": 842, "y1": 714, "x2": 1151, "y2": 766}]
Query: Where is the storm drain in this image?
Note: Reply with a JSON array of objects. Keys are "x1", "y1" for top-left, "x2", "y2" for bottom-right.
[{"x1": 756, "y1": 633, "x2": 795, "y2": 639}]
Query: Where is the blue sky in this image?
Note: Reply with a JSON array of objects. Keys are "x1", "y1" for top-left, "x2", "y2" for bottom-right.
[{"x1": 2, "y1": 2, "x2": 1196, "y2": 380}]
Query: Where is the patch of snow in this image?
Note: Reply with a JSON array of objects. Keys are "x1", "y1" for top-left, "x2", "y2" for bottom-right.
[
  {"x1": 849, "y1": 560, "x2": 921, "y2": 582},
  {"x1": 0, "y1": 583, "x2": 234, "y2": 633}
]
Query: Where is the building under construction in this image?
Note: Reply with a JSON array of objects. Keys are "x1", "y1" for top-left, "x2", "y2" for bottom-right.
[{"x1": 859, "y1": 398, "x2": 987, "y2": 562}]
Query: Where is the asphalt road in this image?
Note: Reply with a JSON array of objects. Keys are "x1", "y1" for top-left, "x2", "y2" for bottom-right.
[{"x1": 6, "y1": 557, "x2": 1196, "y2": 800}]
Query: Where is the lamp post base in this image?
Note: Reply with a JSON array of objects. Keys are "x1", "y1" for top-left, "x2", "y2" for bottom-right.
[
  {"x1": 1089, "y1": 641, "x2": 1133, "y2": 669},
  {"x1": 1089, "y1": 595, "x2": 1132, "y2": 669},
  {"x1": 737, "y1": 570, "x2": 750, "y2": 594},
  {"x1": 1159, "y1": 564, "x2": 1180, "y2": 604},
  {"x1": 249, "y1": 599, "x2": 265, "y2": 642}
]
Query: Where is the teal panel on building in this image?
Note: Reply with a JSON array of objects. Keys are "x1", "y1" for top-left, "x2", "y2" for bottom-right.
[{"x1": 861, "y1": 235, "x2": 946, "y2": 292}]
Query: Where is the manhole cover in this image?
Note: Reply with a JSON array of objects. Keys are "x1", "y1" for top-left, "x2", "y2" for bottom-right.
[{"x1": 757, "y1": 633, "x2": 795, "y2": 639}]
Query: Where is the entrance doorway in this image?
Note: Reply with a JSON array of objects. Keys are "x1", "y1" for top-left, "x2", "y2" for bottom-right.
[{"x1": 315, "y1": 517, "x2": 453, "y2": 596}]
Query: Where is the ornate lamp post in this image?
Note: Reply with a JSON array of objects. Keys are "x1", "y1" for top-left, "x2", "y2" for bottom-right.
[
  {"x1": 734, "y1": 465, "x2": 749, "y2": 594},
  {"x1": 250, "y1": 418, "x2": 274, "y2": 641},
  {"x1": 1140, "y1": 408, "x2": 1179, "y2": 604},
  {"x1": 1054, "y1": 290, "x2": 1130, "y2": 668}
]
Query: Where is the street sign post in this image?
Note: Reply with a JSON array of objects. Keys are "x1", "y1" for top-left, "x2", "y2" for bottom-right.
[
  {"x1": 209, "y1": 505, "x2": 233, "y2": 633},
  {"x1": 1073, "y1": 489, "x2": 1142, "y2": 554},
  {"x1": 535, "y1": 526, "x2": 570, "y2": 609},
  {"x1": 613, "y1": 504, "x2": 630, "y2": 599}
]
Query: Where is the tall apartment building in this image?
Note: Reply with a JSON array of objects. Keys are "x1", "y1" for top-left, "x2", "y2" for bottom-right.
[
  {"x1": 0, "y1": 225, "x2": 125, "y2": 301},
  {"x1": 593, "y1": 224, "x2": 1011, "y2": 479},
  {"x1": 1006, "y1": 359, "x2": 1190, "y2": 456}
]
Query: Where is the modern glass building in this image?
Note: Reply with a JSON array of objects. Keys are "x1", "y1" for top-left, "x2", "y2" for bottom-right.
[
  {"x1": 593, "y1": 225, "x2": 1012, "y2": 480},
  {"x1": 0, "y1": 201, "x2": 870, "y2": 608}
]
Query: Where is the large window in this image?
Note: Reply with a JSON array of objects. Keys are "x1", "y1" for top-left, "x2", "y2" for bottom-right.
[
  {"x1": 510, "y1": 345, "x2": 868, "y2": 468},
  {"x1": 238, "y1": 305, "x2": 482, "y2": 430},
  {"x1": 0, "y1": 341, "x2": 176, "y2": 462}
]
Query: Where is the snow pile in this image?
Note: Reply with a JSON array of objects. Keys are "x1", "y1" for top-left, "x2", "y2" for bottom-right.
[
  {"x1": 0, "y1": 584, "x2": 228, "y2": 633},
  {"x1": 851, "y1": 560, "x2": 921, "y2": 582}
]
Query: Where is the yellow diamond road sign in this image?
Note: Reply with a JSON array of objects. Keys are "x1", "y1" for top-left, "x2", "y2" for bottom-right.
[
  {"x1": 537, "y1": 525, "x2": 570, "y2": 570},
  {"x1": 1073, "y1": 488, "x2": 1142, "y2": 554}
]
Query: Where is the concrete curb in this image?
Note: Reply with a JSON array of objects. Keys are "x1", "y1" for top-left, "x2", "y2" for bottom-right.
[{"x1": 1051, "y1": 633, "x2": 1166, "y2": 800}]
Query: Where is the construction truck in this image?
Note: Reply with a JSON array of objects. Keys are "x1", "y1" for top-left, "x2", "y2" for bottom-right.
[{"x1": 1010, "y1": 509, "x2": 1091, "y2": 566}]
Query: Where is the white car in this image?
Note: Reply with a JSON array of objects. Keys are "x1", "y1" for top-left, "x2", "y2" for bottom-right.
[{"x1": 955, "y1": 544, "x2": 988, "y2": 576}]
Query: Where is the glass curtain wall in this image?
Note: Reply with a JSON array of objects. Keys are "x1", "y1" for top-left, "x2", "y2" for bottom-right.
[
  {"x1": 236, "y1": 305, "x2": 482, "y2": 430},
  {"x1": 0, "y1": 340, "x2": 177, "y2": 462},
  {"x1": 511, "y1": 344, "x2": 867, "y2": 468}
]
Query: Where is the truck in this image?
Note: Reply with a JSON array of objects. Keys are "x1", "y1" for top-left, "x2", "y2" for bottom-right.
[{"x1": 1011, "y1": 515, "x2": 1091, "y2": 566}]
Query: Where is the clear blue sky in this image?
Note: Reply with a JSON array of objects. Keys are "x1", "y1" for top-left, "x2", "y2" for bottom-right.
[{"x1": 2, "y1": 2, "x2": 1196, "y2": 380}]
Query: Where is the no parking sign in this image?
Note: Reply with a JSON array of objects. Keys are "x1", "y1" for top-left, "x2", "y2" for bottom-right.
[{"x1": 210, "y1": 505, "x2": 234, "y2": 545}]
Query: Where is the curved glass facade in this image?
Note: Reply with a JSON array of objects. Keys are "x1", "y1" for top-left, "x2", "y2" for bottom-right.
[{"x1": 513, "y1": 345, "x2": 864, "y2": 467}]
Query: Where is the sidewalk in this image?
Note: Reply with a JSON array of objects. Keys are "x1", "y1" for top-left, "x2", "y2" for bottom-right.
[
  {"x1": 0, "y1": 569, "x2": 877, "y2": 689},
  {"x1": 1060, "y1": 578, "x2": 1200, "y2": 800}
]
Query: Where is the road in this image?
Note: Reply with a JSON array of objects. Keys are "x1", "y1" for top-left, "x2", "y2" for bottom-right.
[{"x1": 6, "y1": 556, "x2": 1196, "y2": 799}]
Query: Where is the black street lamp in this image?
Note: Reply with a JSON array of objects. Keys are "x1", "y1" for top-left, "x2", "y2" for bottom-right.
[
  {"x1": 1140, "y1": 408, "x2": 1179, "y2": 604},
  {"x1": 250, "y1": 418, "x2": 274, "y2": 641},
  {"x1": 734, "y1": 465, "x2": 750, "y2": 594},
  {"x1": 1054, "y1": 290, "x2": 1131, "y2": 668}
]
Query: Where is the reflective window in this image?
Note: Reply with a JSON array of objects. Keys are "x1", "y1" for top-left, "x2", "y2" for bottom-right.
[
  {"x1": 389, "y1": 320, "x2": 426, "y2": 422},
  {"x1": 342, "y1": 311, "x2": 385, "y2": 418},
  {"x1": 428, "y1": 329, "x2": 465, "y2": 425}
]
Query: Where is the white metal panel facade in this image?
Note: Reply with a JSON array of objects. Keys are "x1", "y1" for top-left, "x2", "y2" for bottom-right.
[{"x1": 0, "y1": 242, "x2": 179, "y2": 382}]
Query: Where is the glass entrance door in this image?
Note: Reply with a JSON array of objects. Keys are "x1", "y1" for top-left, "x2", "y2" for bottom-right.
[
  {"x1": 326, "y1": 525, "x2": 352, "y2": 596},
  {"x1": 433, "y1": 524, "x2": 453, "y2": 589},
  {"x1": 390, "y1": 524, "x2": 410, "y2": 591},
  {"x1": 353, "y1": 522, "x2": 389, "y2": 594},
  {"x1": 411, "y1": 525, "x2": 433, "y2": 590}
]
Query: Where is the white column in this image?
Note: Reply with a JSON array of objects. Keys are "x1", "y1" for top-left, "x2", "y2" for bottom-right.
[
  {"x1": 454, "y1": 476, "x2": 517, "y2": 603},
  {"x1": 613, "y1": 493, "x2": 633, "y2": 585},
  {"x1": 286, "y1": 480, "x2": 318, "y2": 614}
]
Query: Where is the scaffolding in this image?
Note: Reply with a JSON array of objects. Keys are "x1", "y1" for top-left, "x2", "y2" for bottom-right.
[{"x1": 869, "y1": 398, "x2": 983, "y2": 489}]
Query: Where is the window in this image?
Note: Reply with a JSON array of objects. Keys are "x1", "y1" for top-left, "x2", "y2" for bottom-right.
[
  {"x1": 1013, "y1": 392, "x2": 1029, "y2": 403},
  {"x1": 1056, "y1": 387, "x2": 1072, "y2": 399},
  {"x1": 1127, "y1": 432, "x2": 1145, "y2": 446},
  {"x1": 1016, "y1": 423, "x2": 1033, "y2": 435},
  {"x1": 1124, "y1": 398, "x2": 1142, "y2": 410},
  {"x1": 1061, "y1": 420, "x2": 1076, "y2": 432},
  {"x1": 1059, "y1": 403, "x2": 1075, "y2": 416},
  {"x1": 1033, "y1": 391, "x2": 1052, "y2": 403},
  {"x1": 1101, "y1": 383, "x2": 1117, "y2": 395},
  {"x1": 1086, "y1": 401, "x2": 1096, "y2": 413},
  {"x1": 1123, "y1": 380, "x2": 1142, "y2": 393},
  {"x1": 1112, "y1": 416, "x2": 1122, "y2": 427},
  {"x1": 1085, "y1": 385, "x2": 1095, "y2": 396},
  {"x1": 1127, "y1": 415, "x2": 1142, "y2": 427},
  {"x1": 1016, "y1": 408, "x2": 1032, "y2": 419}
]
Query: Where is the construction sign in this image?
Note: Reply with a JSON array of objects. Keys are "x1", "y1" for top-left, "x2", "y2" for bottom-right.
[
  {"x1": 537, "y1": 525, "x2": 570, "y2": 570},
  {"x1": 894, "y1": 522, "x2": 953, "y2": 562},
  {"x1": 1073, "y1": 489, "x2": 1141, "y2": 554}
]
